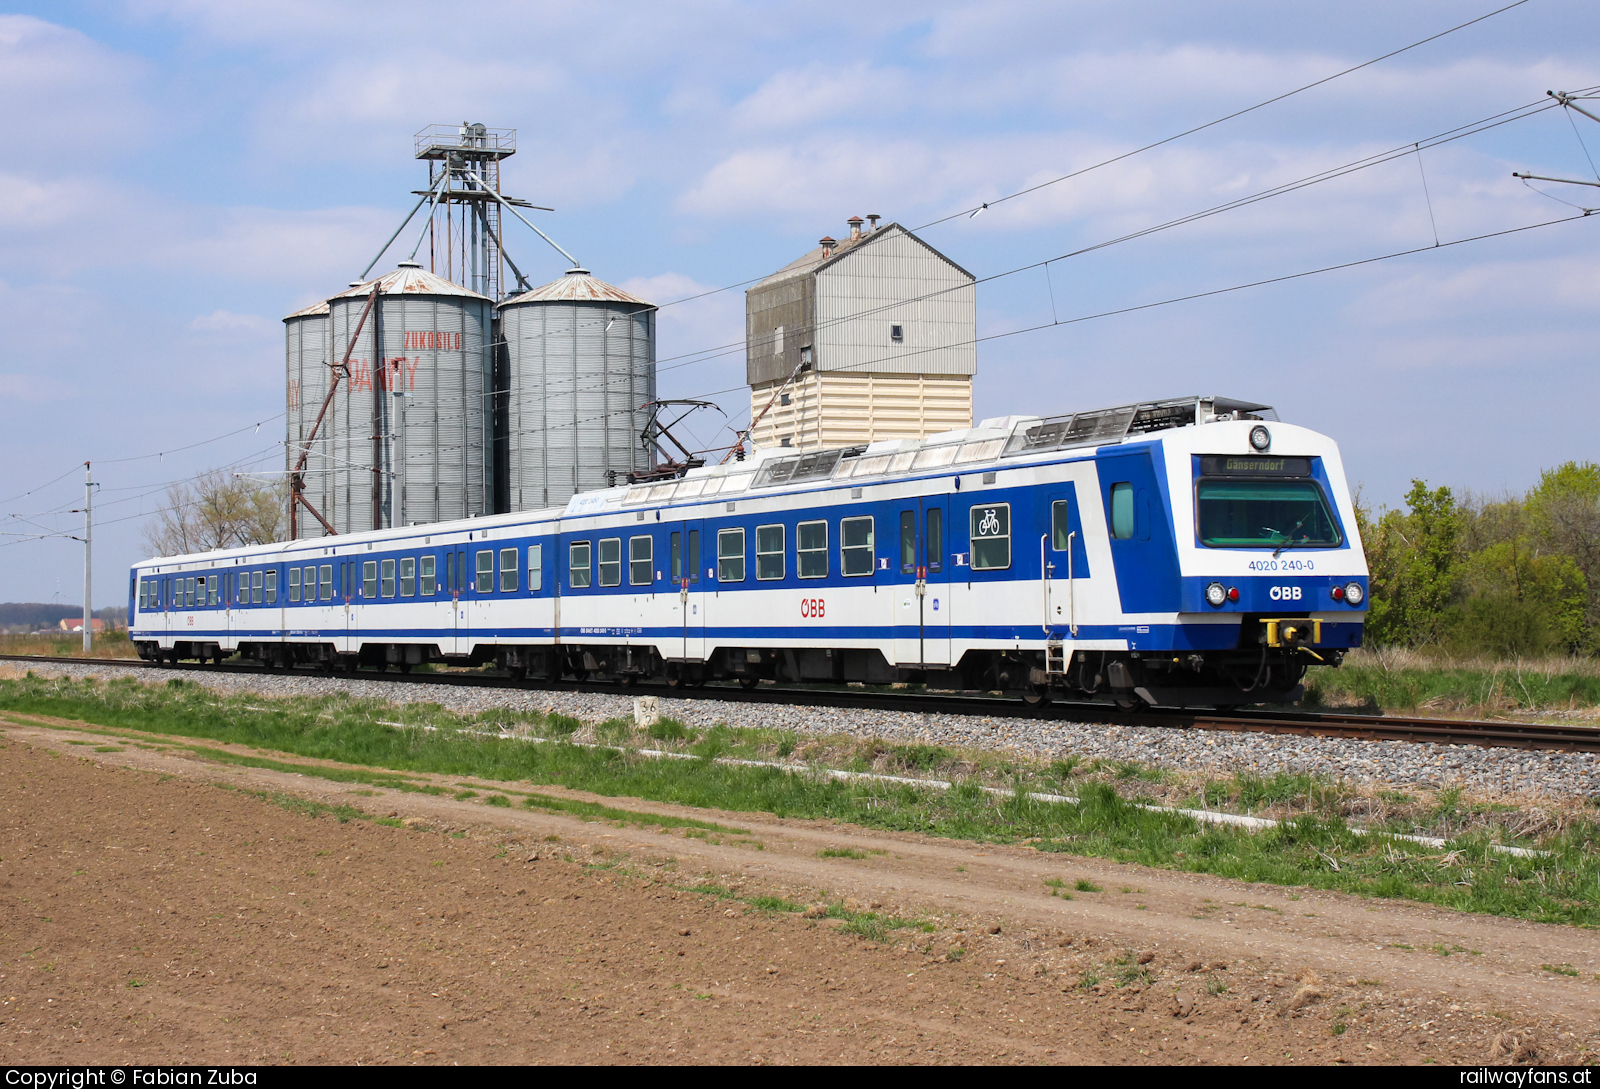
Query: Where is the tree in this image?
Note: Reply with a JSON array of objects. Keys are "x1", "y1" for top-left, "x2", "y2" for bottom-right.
[
  {"x1": 142, "y1": 470, "x2": 285, "y2": 557},
  {"x1": 1362, "y1": 480, "x2": 1461, "y2": 647}
]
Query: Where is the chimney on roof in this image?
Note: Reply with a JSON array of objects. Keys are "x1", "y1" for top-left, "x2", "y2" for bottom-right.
[
  {"x1": 866, "y1": 214, "x2": 881, "y2": 231},
  {"x1": 819, "y1": 236, "x2": 836, "y2": 258},
  {"x1": 847, "y1": 216, "x2": 863, "y2": 241}
]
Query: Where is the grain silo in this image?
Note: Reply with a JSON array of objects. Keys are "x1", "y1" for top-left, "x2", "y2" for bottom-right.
[
  {"x1": 499, "y1": 269, "x2": 656, "y2": 510},
  {"x1": 325, "y1": 261, "x2": 492, "y2": 533},
  {"x1": 284, "y1": 299, "x2": 332, "y2": 538}
]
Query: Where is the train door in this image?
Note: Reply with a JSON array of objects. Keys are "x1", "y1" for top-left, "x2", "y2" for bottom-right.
[
  {"x1": 1043, "y1": 486, "x2": 1089, "y2": 639},
  {"x1": 670, "y1": 519, "x2": 705, "y2": 664},
  {"x1": 453, "y1": 546, "x2": 471, "y2": 657},
  {"x1": 341, "y1": 559, "x2": 354, "y2": 655},
  {"x1": 892, "y1": 498, "x2": 951, "y2": 668}
]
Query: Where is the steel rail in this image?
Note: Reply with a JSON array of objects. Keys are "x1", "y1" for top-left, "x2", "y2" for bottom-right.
[{"x1": 2, "y1": 653, "x2": 1596, "y2": 753}]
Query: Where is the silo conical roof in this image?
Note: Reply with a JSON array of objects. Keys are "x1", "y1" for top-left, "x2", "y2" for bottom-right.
[
  {"x1": 283, "y1": 299, "x2": 331, "y2": 321},
  {"x1": 330, "y1": 261, "x2": 490, "y2": 302},
  {"x1": 501, "y1": 267, "x2": 653, "y2": 307}
]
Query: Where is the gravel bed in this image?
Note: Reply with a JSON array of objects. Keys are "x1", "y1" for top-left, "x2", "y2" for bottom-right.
[{"x1": 10, "y1": 662, "x2": 1600, "y2": 804}]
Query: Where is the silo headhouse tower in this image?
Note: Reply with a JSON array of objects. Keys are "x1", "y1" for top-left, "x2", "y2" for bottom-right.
[{"x1": 744, "y1": 216, "x2": 977, "y2": 450}]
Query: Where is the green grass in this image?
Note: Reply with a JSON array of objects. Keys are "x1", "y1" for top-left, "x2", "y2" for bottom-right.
[
  {"x1": 1304, "y1": 651, "x2": 1600, "y2": 714},
  {"x1": 4, "y1": 673, "x2": 1600, "y2": 927},
  {"x1": 1074, "y1": 878, "x2": 1102, "y2": 893},
  {"x1": 818, "y1": 847, "x2": 869, "y2": 859}
]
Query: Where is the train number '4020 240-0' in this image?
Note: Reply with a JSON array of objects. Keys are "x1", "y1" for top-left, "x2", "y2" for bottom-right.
[{"x1": 1247, "y1": 559, "x2": 1316, "y2": 572}]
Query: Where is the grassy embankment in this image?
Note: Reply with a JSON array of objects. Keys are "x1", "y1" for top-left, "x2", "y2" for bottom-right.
[
  {"x1": 0, "y1": 631, "x2": 138, "y2": 660},
  {"x1": 1307, "y1": 647, "x2": 1600, "y2": 718},
  {"x1": 0, "y1": 671, "x2": 1595, "y2": 928}
]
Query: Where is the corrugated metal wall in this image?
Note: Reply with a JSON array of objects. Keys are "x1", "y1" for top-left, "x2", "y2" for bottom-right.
[
  {"x1": 326, "y1": 293, "x2": 490, "y2": 533},
  {"x1": 500, "y1": 300, "x2": 654, "y2": 510},
  {"x1": 745, "y1": 275, "x2": 814, "y2": 387},
  {"x1": 815, "y1": 227, "x2": 976, "y2": 378},
  {"x1": 285, "y1": 311, "x2": 331, "y2": 538},
  {"x1": 749, "y1": 371, "x2": 972, "y2": 450}
]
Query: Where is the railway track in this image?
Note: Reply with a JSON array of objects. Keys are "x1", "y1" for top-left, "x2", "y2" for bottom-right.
[{"x1": 3, "y1": 653, "x2": 1598, "y2": 754}]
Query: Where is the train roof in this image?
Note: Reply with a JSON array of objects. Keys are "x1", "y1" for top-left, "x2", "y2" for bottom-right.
[
  {"x1": 136, "y1": 394, "x2": 1278, "y2": 569},
  {"x1": 566, "y1": 394, "x2": 1278, "y2": 515}
]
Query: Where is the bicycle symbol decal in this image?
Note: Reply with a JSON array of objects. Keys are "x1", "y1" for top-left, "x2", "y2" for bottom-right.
[{"x1": 977, "y1": 509, "x2": 1000, "y2": 536}]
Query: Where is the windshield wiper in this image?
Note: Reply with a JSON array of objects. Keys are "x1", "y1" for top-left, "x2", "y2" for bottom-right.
[{"x1": 1273, "y1": 516, "x2": 1310, "y2": 558}]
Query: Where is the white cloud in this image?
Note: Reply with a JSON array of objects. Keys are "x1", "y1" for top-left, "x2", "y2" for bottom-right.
[
  {"x1": 0, "y1": 374, "x2": 73, "y2": 403},
  {"x1": 0, "y1": 15, "x2": 150, "y2": 153},
  {"x1": 729, "y1": 62, "x2": 912, "y2": 130}
]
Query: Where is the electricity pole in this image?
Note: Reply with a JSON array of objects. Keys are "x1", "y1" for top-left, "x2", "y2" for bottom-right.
[
  {"x1": 68, "y1": 465, "x2": 99, "y2": 651},
  {"x1": 83, "y1": 461, "x2": 94, "y2": 653}
]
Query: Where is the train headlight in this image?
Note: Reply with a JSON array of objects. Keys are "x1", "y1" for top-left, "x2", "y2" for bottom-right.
[
  {"x1": 1227, "y1": 586, "x2": 1240, "y2": 602},
  {"x1": 1249, "y1": 425, "x2": 1271, "y2": 451},
  {"x1": 1344, "y1": 581, "x2": 1364, "y2": 606},
  {"x1": 1205, "y1": 582, "x2": 1227, "y2": 607},
  {"x1": 1331, "y1": 585, "x2": 1345, "y2": 601}
]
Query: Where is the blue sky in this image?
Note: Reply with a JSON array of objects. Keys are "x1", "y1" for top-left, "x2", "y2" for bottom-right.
[{"x1": 0, "y1": 0, "x2": 1597, "y2": 607}]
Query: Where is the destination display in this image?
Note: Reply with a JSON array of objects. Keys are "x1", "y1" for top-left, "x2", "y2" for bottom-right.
[{"x1": 1200, "y1": 455, "x2": 1312, "y2": 477}]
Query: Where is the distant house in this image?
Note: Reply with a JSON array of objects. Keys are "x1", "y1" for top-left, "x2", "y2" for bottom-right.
[{"x1": 58, "y1": 618, "x2": 106, "y2": 634}]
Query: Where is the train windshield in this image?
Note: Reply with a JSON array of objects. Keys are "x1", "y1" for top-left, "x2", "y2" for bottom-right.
[{"x1": 1197, "y1": 480, "x2": 1341, "y2": 549}]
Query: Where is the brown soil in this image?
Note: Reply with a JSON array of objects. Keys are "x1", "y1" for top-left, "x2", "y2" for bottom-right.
[{"x1": 1, "y1": 714, "x2": 1596, "y2": 1066}]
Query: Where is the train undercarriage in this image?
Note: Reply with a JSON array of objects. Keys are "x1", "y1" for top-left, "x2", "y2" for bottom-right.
[{"x1": 135, "y1": 623, "x2": 1341, "y2": 709}]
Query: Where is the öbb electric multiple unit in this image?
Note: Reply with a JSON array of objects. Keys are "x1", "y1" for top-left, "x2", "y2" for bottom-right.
[{"x1": 128, "y1": 396, "x2": 1368, "y2": 709}]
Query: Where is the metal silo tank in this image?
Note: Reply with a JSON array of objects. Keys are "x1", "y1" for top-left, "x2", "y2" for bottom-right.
[
  {"x1": 499, "y1": 269, "x2": 655, "y2": 511},
  {"x1": 326, "y1": 262, "x2": 492, "y2": 533},
  {"x1": 283, "y1": 299, "x2": 331, "y2": 539}
]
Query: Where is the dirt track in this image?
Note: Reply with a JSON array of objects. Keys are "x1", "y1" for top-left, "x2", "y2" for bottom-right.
[{"x1": 1, "y1": 713, "x2": 1596, "y2": 1065}]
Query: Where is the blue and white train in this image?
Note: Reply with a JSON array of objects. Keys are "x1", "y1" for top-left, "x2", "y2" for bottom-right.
[{"x1": 128, "y1": 396, "x2": 1368, "y2": 708}]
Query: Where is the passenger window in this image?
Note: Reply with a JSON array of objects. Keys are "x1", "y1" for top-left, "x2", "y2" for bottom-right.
[
  {"x1": 362, "y1": 561, "x2": 377, "y2": 599},
  {"x1": 319, "y1": 564, "x2": 333, "y2": 601},
  {"x1": 798, "y1": 520, "x2": 827, "y2": 579},
  {"x1": 717, "y1": 528, "x2": 745, "y2": 582},
  {"x1": 381, "y1": 558, "x2": 396, "y2": 598},
  {"x1": 528, "y1": 544, "x2": 542, "y2": 592},
  {"x1": 237, "y1": 574, "x2": 248, "y2": 604},
  {"x1": 185, "y1": 577, "x2": 196, "y2": 608},
  {"x1": 446, "y1": 552, "x2": 456, "y2": 594},
  {"x1": 500, "y1": 548, "x2": 518, "y2": 592},
  {"x1": 670, "y1": 532, "x2": 682, "y2": 582},
  {"x1": 598, "y1": 538, "x2": 621, "y2": 587},
  {"x1": 970, "y1": 503, "x2": 1011, "y2": 570},
  {"x1": 400, "y1": 557, "x2": 415, "y2": 597},
  {"x1": 756, "y1": 525, "x2": 784, "y2": 580},
  {"x1": 419, "y1": 555, "x2": 436, "y2": 595},
  {"x1": 251, "y1": 571, "x2": 263, "y2": 604},
  {"x1": 900, "y1": 511, "x2": 916, "y2": 573},
  {"x1": 1109, "y1": 482, "x2": 1134, "y2": 540},
  {"x1": 289, "y1": 566, "x2": 301, "y2": 603},
  {"x1": 475, "y1": 550, "x2": 493, "y2": 593},
  {"x1": 926, "y1": 508, "x2": 943, "y2": 573},
  {"x1": 841, "y1": 516, "x2": 874, "y2": 576},
  {"x1": 569, "y1": 541, "x2": 592, "y2": 588},
  {"x1": 687, "y1": 530, "x2": 700, "y2": 582},
  {"x1": 629, "y1": 536, "x2": 652, "y2": 586},
  {"x1": 209, "y1": 574, "x2": 220, "y2": 606}
]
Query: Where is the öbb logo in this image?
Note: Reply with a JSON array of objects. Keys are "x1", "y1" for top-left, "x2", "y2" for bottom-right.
[
  {"x1": 800, "y1": 598, "x2": 826, "y2": 618},
  {"x1": 1268, "y1": 585, "x2": 1303, "y2": 601}
]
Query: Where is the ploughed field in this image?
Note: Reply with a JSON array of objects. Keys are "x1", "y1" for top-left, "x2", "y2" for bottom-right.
[{"x1": 1, "y1": 717, "x2": 1596, "y2": 1066}]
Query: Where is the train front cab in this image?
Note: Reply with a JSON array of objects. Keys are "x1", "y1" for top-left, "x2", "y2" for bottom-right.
[{"x1": 1068, "y1": 423, "x2": 1367, "y2": 708}]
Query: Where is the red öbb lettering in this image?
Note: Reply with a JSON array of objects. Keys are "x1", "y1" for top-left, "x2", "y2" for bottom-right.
[{"x1": 800, "y1": 598, "x2": 825, "y2": 618}]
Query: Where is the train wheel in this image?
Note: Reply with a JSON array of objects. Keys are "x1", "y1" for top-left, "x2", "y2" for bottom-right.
[
  {"x1": 1020, "y1": 685, "x2": 1051, "y2": 708},
  {"x1": 664, "y1": 668, "x2": 686, "y2": 690},
  {"x1": 738, "y1": 676, "x2": 760, "y2": 691}
]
